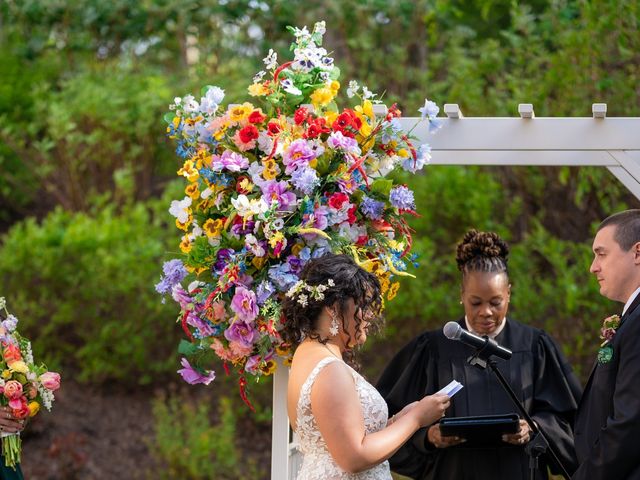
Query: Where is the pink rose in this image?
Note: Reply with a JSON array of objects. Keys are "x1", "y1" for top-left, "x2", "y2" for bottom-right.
[
  {"x1": 39, "y1": 372, "x2": 61, "y2": 391},
  {"x1": 10, "y1": 397, "x2": 29, "y2": 419},
  {"x1": 3, "y1": 380, "x2": 23, "y2": 400}
]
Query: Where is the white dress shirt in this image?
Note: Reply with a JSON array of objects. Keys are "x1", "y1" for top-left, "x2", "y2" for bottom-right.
[{"x1": 622, "y1": 286, "x2": 640, "y2": 317}]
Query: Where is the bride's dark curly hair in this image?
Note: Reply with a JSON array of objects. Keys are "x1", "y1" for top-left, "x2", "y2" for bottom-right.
[
  {"x1": 456, "y1": 229, "x2": 509, "y2": 277},
  {"x1": 281, "y1": 253, "x2": 383, "y2": 352}
]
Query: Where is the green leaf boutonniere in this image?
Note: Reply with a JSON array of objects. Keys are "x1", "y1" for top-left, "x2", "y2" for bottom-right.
[{"x1": 597, "y1": 314, "x2": 621, "y2": 365}]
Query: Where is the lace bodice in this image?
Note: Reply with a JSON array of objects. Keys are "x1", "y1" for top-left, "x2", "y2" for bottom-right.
[{"x1": 294, "y1": 356, "x2": 392, "y2": 480}]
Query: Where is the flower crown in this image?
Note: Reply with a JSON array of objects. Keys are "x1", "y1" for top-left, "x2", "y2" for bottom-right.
[{"x1": 285, "y1": 279, "x2": 335, "y2": 307}]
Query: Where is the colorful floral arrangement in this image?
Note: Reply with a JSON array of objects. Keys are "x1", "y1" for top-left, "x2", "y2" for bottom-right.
[
  {"x1": 597, "y1": 314, "x2": 621, "y2": 365},
  {"x1": 157, "y1": 22, "x2": 440, "y2": 407},
  {"x1": 0, "y1": 297, "x2": 61, "y2": 468}
]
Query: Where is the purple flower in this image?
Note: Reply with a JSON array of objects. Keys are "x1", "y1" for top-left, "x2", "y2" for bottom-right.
[
  {"x1": 282, "y1": 139, "x2": 323, "y2": 174},
  {"x1": 231, "y1": 220, "x2": 255, "y2": 237},
  {"x1": 214, "y1": 249, "x2": 235, "y2": 273},
  {"x1": 177, "y1": 358, "x2": 216, "y2": 385},
  {"x1": 155, "y1": 259, "x2": 188, "y2": 295},
  {"x1": 212, "y1": 150, "x2": 249, "y2": 172},
  {"x1": 389, "y1": 185, "x2": 416, "y2": 210},
  {"x1": 287, "y1": 255, "x2": 304, "y2": 274},
  {"x1": 291, "y1": 167, "x2": 319, "y2": 194},
  {"x1": 171, "y1": 284, "x2": 193, "y2": 310},
  {"x1": 327, "y1": 131, "x2": 361, "y2": 155},
  {"x1": 256, "y1": 280, "x2": 276, "y2": 305},
  {"x1": 244, "y1": 354, "x2": 261, "y2": 374},
  {"x1": 1, "y1": 314, "x2": 18, "y2": 333},
  {"x1": 224, "y1": 321, "x2": 260, "y2": 348},
  {"x1": 360, "y1": 196, "x2": 385, "y2": 220},
  {"x1": 261, "y1": 180, "x2": 297, "y2": 210},
  {"x1": 185, "y1": 311, "x2": 216, "y2": 337},
  {"x1": 230, "y1": 286, "x2": 259, "y2": 322}
]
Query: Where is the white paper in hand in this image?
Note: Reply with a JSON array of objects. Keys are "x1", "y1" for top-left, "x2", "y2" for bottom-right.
[{"x1": 437, "y1": 380, "x2": 464, "y2": 397}]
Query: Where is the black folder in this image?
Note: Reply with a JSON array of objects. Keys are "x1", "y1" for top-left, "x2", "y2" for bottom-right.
[{"x1": 439, "y1": 414, "x2": 520, "y2": 445}]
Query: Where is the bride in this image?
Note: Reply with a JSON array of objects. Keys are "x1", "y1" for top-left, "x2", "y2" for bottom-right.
[{"x1": 282, "y1": 254, "x2": 450, "y2": 479}]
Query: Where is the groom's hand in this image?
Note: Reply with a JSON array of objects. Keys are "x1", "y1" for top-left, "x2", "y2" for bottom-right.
[{"x1": 502, "y1": 419, "x2": 531, "y2": 445}]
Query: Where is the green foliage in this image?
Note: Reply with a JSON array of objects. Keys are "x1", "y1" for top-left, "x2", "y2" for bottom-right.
[
  {"x1": 148, "y1": 394, "x2": 262, "y2": 479},
  {"x1": 0, "y1": 187, "x2": 182, "y2": 384}
]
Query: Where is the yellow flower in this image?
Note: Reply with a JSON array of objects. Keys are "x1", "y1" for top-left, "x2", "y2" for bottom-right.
[
  {"x1": 310, "y1": 87, "x2": 335, "y2": 107},
  {"x1": 324, "y1": 111, "x2": 339, "y2": 125},
  {"x1": 8, "y1": 361, "x2": 28, "y2": 374},
  {"x1": 330, "y1": 81, "x2": 340, "y2": 93},
  {"x1": 229, "y1": 103, "x2": 254, "y2": 123},
  {"x1": 252, "y1": 256, "x2": 267, "y2": 270},
  {"x1": 176, "y1": 215, "x2": 192, "y2": 231},
  {"x1": 262, "y1": 159, "x2": 279, "y2": 180},
  {"x1": 269, "y1": 231, "x2": 285, "y2": 249},
  {"x1": 28, "y1": 401, "x2": 40, "y2": 417},
  {"x1": 1, "y1": 370, "x2": 11, "y2": 380},
  {"x1": 283, "y1": 356, "x2": 293, "y2": 367},
  {"x1": 248, "y1": 83, "x2": 270, "y2": 96},
  {"x1": 203, "y1": 218, "x2": 224, "y2": 238},
  {"x1": 397, "y1": 148, "x2": 410, "y2": 158},
  {"x1": 213, "y1": 125, "x2": 228, "y2": 141},
  {"x1": 184, "y1": 115, "x2": 204, "y2": 126},
  {"x1": 387, "y1": 282, "x2": 400, "y2": 301},
  {"x1": 355, "y1": 100, "x2": 374, "y2": 122},
  {"x1": 177, "y1": 160, "x2": 199, "y2": 182},
  {"x1": 185, "y1": 183, "x2": 200, "y2": 200},
  {"x1": 237, "y1": 177, "x2": 254, "y2": 193},
  {"x1": 275, "y1": 344, "x2": 290, "y2": 357},
  {"x1": 179, "y1": 236, "x2": 192, "y2": 253},
  {"x1": 260, "y1": 359, "x2": 277, "y2": 376},
  {"x1": 291, "y1": 242, "x2": 304, "y2": 256},
  {"x1": 379, "y1": 276, "x2": 391, "y2": 294}
]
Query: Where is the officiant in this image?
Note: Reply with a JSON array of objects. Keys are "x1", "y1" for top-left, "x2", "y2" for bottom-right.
[{"x1": 376, "y1": 229, "x2": 582, "y2": 480}]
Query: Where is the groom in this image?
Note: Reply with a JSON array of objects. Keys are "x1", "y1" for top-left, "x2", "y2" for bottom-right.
[{"x1": 574, "y1": 210, "x2": 640, "y2": 479}]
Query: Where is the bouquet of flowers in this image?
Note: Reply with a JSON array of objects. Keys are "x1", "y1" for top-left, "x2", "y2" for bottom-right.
[
  {"x1": 157, "y1": 22, "x2": 440, "y2": 407},
  {"x1": 0, "y1": 297, "x2": 61, "y2": 469}
]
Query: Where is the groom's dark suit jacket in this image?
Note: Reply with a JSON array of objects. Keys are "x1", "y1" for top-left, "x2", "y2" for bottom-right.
[{"x1": 573, "y1": 293, "x2": 640, "y2": 480}]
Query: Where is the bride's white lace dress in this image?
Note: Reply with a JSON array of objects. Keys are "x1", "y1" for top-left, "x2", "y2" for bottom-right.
[{"x1": 294, "y1": 356, "x2": 392, "y2": 479}]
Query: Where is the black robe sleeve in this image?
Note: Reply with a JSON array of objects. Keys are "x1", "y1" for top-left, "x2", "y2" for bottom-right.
[
  {"x1": 532, "y1": 332, "x2": 582, "y2": 475},
  {"x1": 375, "y1": 332, "x2": 436, "y2": 479}
]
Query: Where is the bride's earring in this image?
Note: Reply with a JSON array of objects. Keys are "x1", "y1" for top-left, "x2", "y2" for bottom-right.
[{"x1": 329, "y1": 311, "x2": 339, "y2": 336}]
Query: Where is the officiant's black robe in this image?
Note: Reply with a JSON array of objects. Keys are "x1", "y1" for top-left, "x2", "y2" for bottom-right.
[{"x1": 376, "y1": 318, "x2": 582, "y2": 480}]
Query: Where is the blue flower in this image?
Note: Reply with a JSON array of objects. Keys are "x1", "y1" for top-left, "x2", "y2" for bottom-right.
[
  {"x1": 291, "y1": 167, "x2": 319, "y2": 194},
  {"x1": 360, "y1": 196, "x2": 385, "y2": 220},
  {"x1": 401, "y1": 144, "x2": 431, "y2": 173},
  {"x1": 418, "y1": 99, "x2": 439, "y2": 120},
  {"x1": 389, "y1": 186, "x2": 416, "y2": 210},
  {"x1": 268, "y1": 262, "x2": 299, "y2": 291}
]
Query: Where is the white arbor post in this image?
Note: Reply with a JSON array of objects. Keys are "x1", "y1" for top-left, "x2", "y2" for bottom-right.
[{"x1": 272, "y1": 104, "x2": 640, "y2": 479}]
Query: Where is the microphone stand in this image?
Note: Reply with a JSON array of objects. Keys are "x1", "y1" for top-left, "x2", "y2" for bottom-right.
[{"x1": 467, "y1": 340, "x2": 571, "y2": 480}]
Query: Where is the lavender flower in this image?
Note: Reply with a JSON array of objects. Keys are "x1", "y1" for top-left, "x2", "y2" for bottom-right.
[
  {"x1": 360, "y1": 196, "x2": 385, "y2": 220},
  {"x1": 327, "y1": 131, "x2": 361, "y2": 155},
  {"x1": 1, "y1": 314, "x2": 18, "y2": 332},
  {"x1": 256, "y1": 280, "x2": 276, "y2": 305},
  {"x1": 418, "y1": 99, "x2": 439, "y2": 120},
  {"x1": 291, "y1": 167, "x2": 320, "y2": 194},
  {"x1": 261, "y1": 180, "x2": 297, "y2": 210},
  {"x1": 155, "y1": 259, "x2": 188, "y2": 295},
  {"x1": 230, "y1": 286, "x2": 259, "y2": 323},
  {"x1": 224, "y1": 321, "x2": 260, "y2": 348},
  {"x1": 177, "y1": 358, "x2": 216, "y2": 385},
  {"x1": 282, "y1": 139, "x2": 322, "y2": 174},
  {"x1": 389, "y1": 186, "x2": 416, "y2": 210},
  {"x1": 401, "y1": 144, "x2": 431, "y2": 173}
]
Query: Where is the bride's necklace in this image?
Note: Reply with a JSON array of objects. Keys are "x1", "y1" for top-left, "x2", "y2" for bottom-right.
[{"x1": 320, "y1": 342, "x2": 343, "y2": 360}]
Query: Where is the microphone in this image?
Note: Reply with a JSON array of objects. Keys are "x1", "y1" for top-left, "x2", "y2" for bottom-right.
[{"x1": 443, "y1": 321, "x2": 512, "y2": 360}]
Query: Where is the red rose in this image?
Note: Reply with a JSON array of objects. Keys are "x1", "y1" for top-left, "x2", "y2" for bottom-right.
[
  {"x1": 248, "y1": 110, "x2": 266, "y2": 124},
  {"x1": 328, "y1": 192, "x2": 350, "y2": 210},
  {"x1": 267, "y1": 122, "x2": 281, "y2": 136},
  {"x1": 294, "y1": 107, "x2": 309, "y2": 125},
  {"x1": 238, "y1": 125, "x2": 259, "y2": 143}
]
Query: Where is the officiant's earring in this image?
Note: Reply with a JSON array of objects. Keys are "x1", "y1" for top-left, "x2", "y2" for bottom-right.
[{"x1": 329, "y1": 311, "x2": 339, "y2": 336}]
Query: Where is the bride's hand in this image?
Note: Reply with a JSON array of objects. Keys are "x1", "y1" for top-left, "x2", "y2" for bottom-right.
[{"x1": 415, "y1": 393, "x2": 450, "y2": 427}]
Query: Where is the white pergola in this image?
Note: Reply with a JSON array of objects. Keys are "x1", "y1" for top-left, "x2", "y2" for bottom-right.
[{"x1": 271, "y1": 104, "x2": 640, "y2": 479}]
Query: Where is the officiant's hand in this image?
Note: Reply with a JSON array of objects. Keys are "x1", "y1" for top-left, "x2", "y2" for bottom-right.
[
  {"x1": 0, "y1": 406, "x2": 25, "y2": 434},
  {"x1": 502, "y1": 419, "x2": 531, "y2": 445},
  {"x1": 427, "y1": 424, "x2": 466, "y2": 448}
]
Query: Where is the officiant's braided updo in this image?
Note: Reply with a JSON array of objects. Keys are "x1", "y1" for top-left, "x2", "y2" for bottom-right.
[
  {"x1": 456, "y1": 229, "x2": 509, "y2": 277},
  {"x1": 281, "y1": 253, "x2": 382, "y2": 351}
]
